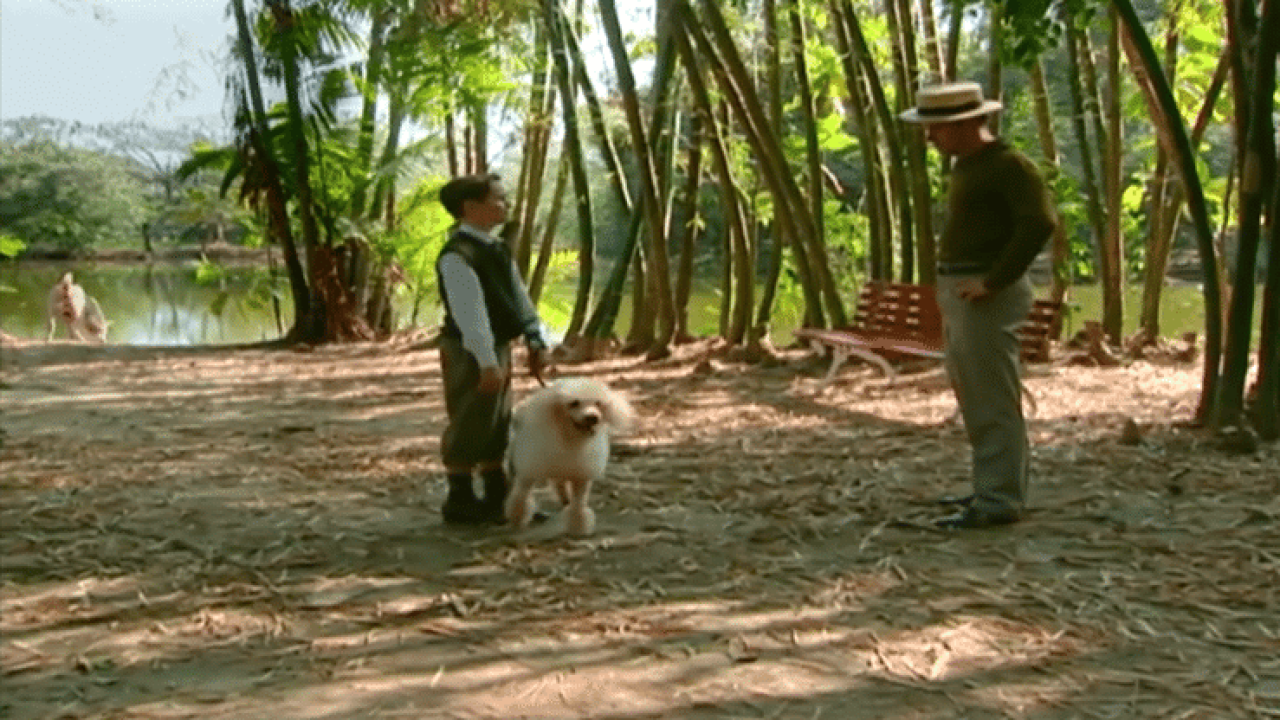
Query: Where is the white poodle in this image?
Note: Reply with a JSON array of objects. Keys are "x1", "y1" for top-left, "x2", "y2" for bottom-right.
[{"x1": 504, "y1": 377, "x2": 635, "y2": 536}]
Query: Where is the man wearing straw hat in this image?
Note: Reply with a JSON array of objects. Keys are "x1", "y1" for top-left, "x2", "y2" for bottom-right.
[{"x1": 901, "y1": 81, "x2": 1057, "y2": 529}]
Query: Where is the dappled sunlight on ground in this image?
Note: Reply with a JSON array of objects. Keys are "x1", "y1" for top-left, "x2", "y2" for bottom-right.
[{"x1": 2, "y1": 337, "x2": 1277, "y2": 718}]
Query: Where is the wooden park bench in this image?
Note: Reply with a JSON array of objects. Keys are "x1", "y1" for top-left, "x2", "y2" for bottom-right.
[{"x1": 794, "y1": 281, "x2": 1064, "y2": 385}]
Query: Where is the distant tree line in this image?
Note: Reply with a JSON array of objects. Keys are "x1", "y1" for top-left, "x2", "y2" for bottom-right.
[{"x1": 0, "y1": 117, "x2": 246, "y2": 254}]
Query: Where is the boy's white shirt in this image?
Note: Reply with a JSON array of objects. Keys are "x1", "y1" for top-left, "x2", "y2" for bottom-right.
[{"x1": 438, "y1": 222, "x2": 546, "y2": 369}]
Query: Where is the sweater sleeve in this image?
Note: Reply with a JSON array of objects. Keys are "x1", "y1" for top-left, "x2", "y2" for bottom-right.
[
  {"x1": 984, "y1": 153, "x2": 1057, "y2": 292},
  {"x1": 439, "y1": 251, "x2": 499, "y2": 368}
]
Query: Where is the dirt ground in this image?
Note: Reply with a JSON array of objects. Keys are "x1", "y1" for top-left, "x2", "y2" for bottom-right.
[{"x1": 2, "y1": 334, "x2": 1278, "y2": 720}]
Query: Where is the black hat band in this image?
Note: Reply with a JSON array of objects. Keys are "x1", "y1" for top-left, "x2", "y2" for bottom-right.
[{"x1": 916, "y1": 99, "x2": 984, "y2": 116}]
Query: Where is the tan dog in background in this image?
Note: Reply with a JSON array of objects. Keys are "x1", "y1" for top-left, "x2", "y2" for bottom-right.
[
  {"x1": 46, "y1": 272, "x2": 109, "y2": 343},
  {"x1": 504, "y1": 377, "x2": 635, "y2": 536}
]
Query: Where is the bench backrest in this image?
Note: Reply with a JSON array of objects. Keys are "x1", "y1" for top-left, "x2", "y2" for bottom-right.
[
  {"x1": 849, "y1": 282, "x2": 943, "y2": 346},
  {"x1": 845, "y1": 281, "x2": 1063, "y2": 362}
]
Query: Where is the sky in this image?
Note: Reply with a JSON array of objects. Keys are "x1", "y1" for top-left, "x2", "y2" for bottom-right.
[
  {"x1": 1, "y1": 0, "x2": 230, "y2": 130},
  {"x1": 1, "y1": 0, "x2": 653, "y2": 150}
]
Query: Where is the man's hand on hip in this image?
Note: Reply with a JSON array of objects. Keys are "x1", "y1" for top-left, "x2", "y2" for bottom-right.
[{"x1": 956, "y1": 278, "x2": 992, "y2": 301}]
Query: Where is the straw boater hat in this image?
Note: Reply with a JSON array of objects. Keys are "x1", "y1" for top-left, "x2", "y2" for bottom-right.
[{"x1": 900, "y1": 82, "x2": 1003, "y2": 123}]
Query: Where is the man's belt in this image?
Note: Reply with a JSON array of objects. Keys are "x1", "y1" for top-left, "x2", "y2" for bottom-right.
[{"x1": 936, "y1": 262, "x2": 991, "y2": 276}]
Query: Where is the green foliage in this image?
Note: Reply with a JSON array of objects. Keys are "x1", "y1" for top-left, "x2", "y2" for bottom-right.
[
  {"x1": 0, "y1": 140, "x2": 152, "y2": 250},
  {"x1": 191, "y1": 260, "x2": 286, "y2": 329},
  {"x1": 822, "y1": 195, "x2": 868, "y2": 297},
  {"x1": 0, "y1": 232, "x2": 26, "y2": 258},
  {"x1": 1046, "y1": 170, "x2": 1096, "y2": 280},
  {"x1": 528, "y1": 250, "x2": 581, "y2": 329},
  {"x1": 379, "y1": 176, "x2": 454, "y2": 304},
  {"x1": 1121, "y1": 180, "x2": 1150, "y2": 277},
  {"x1": 996, "y1": 0, "x2": 1067, "y2": 65},
  {"x1": 816, "y1": 113, "x2": 855, "y2": 152}
]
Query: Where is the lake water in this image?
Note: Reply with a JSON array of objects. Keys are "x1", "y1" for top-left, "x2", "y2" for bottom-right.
[
  {"x1": 0, "y1": 259, "x2": 1241, "y2": 347},
  {"x1": 1, "y1": 261, "x2": 312, "y2": 346}
]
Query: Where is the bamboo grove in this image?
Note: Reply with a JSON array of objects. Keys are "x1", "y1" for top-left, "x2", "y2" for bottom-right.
[{"x1": 200, "y1": 0, "x2": 1277, "y2": 437}]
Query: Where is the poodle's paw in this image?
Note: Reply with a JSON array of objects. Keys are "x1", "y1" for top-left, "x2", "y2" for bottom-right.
[{"x1": 505, "y1": 493, "x2": 536, "y2": 528}]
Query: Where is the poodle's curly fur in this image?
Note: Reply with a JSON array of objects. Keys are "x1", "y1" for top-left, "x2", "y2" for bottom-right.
[{"x1": 504, "y1": 377, "x2": 635, "y2": 536}]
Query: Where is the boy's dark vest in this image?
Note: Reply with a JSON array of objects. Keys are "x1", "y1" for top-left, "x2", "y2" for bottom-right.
[{"x1": 437, "y1": 228, "x2": 534, "y2": 345}]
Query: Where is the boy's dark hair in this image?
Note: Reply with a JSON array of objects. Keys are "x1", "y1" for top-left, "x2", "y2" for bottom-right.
[{"x1": 439, "y1": 173, "x2": 501, "y2": 219}]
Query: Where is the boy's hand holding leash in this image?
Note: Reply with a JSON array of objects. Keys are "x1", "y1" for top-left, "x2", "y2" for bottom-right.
[
  {"x1": 529, "y1": 345, "x2": 550, "y2": 387},
  {"x1": 478, "y1": 366, "x2": 506, "y2": 394}
]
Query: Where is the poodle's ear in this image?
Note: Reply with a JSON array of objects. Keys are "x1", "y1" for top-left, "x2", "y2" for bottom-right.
[{"x1": 601, "y1": 389, "x2": 636, "y2": 434}]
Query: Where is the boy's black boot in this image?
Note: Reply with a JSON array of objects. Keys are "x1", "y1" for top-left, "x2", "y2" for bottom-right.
[
  {"x1": 479, "y1": 468, "x2": 509, "y2": 523},
  {"x1": 441, "y1": 473, "x2": 490, "y2": 525}
]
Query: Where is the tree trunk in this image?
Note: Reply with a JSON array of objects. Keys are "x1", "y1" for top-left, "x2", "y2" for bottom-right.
[
  {"x1": 829, "y1": 0, "x2": 891, "y2": 281},
  {"x1": 371, "y1": 94, "x2": 405, "y2": 227},
  {"x1": 1028, "y1": 59, "x2": 1070, "y2": 303},
  {"x1": 445, "y1": 112, "x2": 458, "y2": 178},
  {"x1": 919, "y1": 0, "x2": 944, "y2": 80},
  {"x1": 986, "y1": 2, "x2": 1002, "y2": 136},
  {"x1": 528, "y1": 154, "x2": 569, "y2": 304},
  {"x1": 1100, "y1": 9, "x2": 1125, "y2": 344},
  {"x1": 898, "y1": 0, "x2": 935, "y2": 285},
  {"x1": 1141, "y1": 49, "x2": 1231, "y2": 335},
  {"x1": 789, "y1": 1, "x2": 846, "y2": 325},
  {"x1": 882, "y1": 0, "x2": 922, "y2": 283},
  {"x1": 681, "y1": 35, "x2": 753, "y2": 346},
  {"x1": 627, "y1": 220, "x2": 654, "y2": 350},
  {"x1": 683, "y1": 0, "x2": 825, "y2": 328},
  {"x1": 945, "y1": 0, "x2": 961, "y2": 80},
  {"x1": 471, "y1": 102, "x2": 488, "y2": 175},
  {"x1": 567, "y1": 5, "x2": 638, "y2": 341},
  {"x1": 1128, "y1": 18, "x2": 1174, "y2": 339},
  {"x1": 350, "y1": 8, "x2": 388, "y2": 221},
  {"x1": 545, "y1": 0, "x2": 594, "y2": 341},
  {"x1": 272, "y1": 0, "x2": 342, "y2": 341},
  {"x1": 599, "y1": 0, "x2": 676, "y2": 356},
  {"x1": 672, "y1": 113, "x2": 704, "y2": 342},
  {"x1": 1111, "y1": 0, "x2": 1224, "y2": 425},
  {"x1": 838, "y1": 0, "x2": 915, "y2": 286},
  {"x1": 1217, "y1": 0, "x2": 1276, "y2": 429},
  {"x1": 1255, "y1": 161, "x2": 1280, "y2": 440},
  {"x1": 1066, "y1": 23, "x2": 1108, "y2": 290},
  {"x1": 512, "y1": 25, "x2": 554, "y2": 276},
  {"x1": 231, "y1": 0, "x2": 309, "y2": 339}
]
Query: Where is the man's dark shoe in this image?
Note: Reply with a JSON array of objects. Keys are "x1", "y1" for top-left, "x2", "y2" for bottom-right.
[
  {"x1": 935, "y1": 493, "x2": 975, "y2": 507},
  {"x1": 442, "y1": 497, "x2": 495, "y2": 525},
  {"x1": 935, "y1": 506, "x2": 1020, "y2": 529}
]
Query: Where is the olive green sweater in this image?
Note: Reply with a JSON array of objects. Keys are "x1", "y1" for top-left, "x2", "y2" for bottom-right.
[{"x1": 940, "y1": 139, "x2": 1057, "y2": 291}]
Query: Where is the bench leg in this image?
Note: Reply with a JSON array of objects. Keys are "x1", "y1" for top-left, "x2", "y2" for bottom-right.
[{"x1": 810, "y1": 342, "x2": 897, "y2": 387}]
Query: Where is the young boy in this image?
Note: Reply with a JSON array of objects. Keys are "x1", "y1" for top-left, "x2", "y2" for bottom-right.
[{"x1": 435, "y1": 173, "x2": 550, "y2": 524}]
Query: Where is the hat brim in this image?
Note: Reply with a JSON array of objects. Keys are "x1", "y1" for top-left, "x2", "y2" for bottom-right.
[{"x1": 899, "y1": 100, "x2": 1003, "y2": 124}]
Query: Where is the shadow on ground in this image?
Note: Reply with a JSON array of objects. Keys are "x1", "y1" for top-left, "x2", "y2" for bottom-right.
[{"x1": 2, "y1": 339, "x2": 1277, "y2": 719}]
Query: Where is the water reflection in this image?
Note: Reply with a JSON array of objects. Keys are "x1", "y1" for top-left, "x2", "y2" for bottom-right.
[{"x1": 1, "y1": 261, "x2": 302, "y2": 346}]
